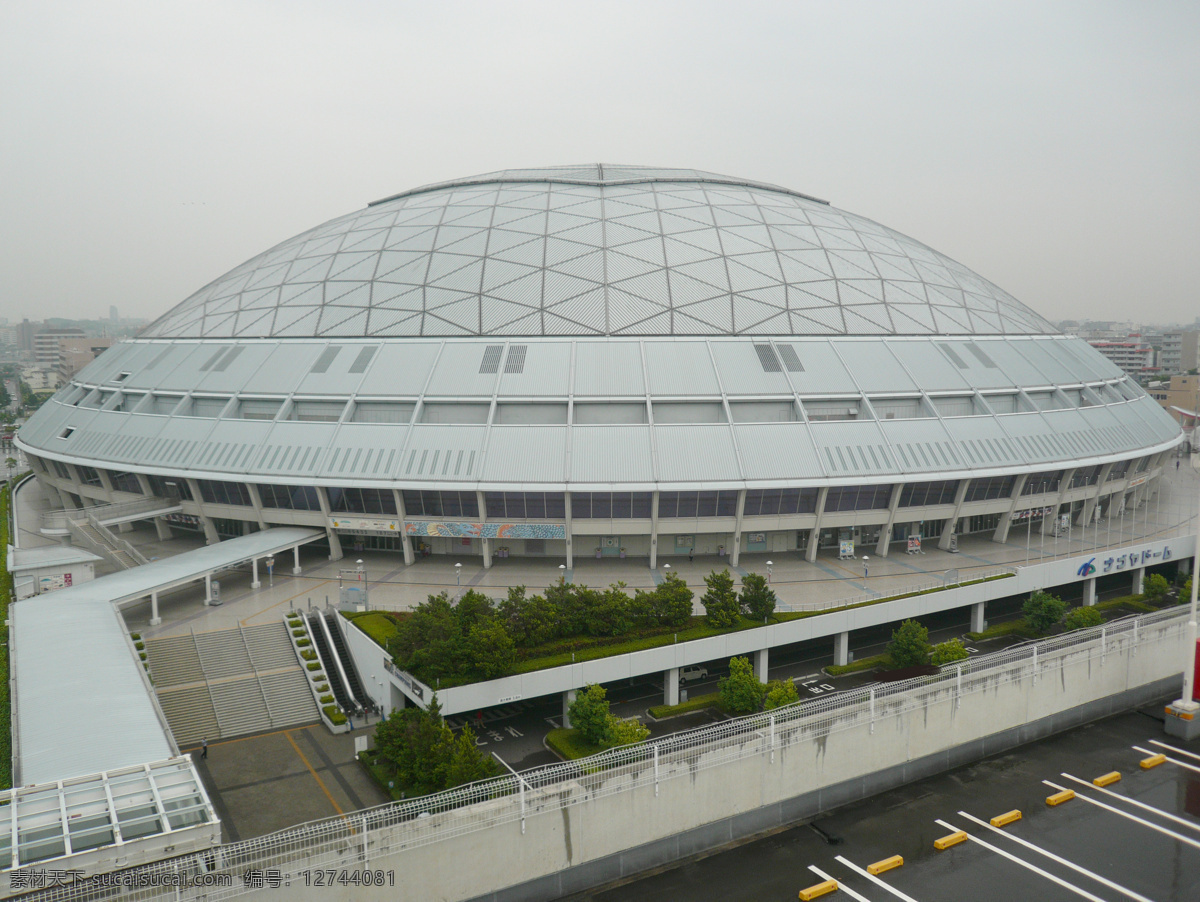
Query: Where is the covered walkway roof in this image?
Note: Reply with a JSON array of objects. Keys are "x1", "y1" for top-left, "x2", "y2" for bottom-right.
[{"x1": 11, "y1": 527, "x2": 321, "y2": 784}]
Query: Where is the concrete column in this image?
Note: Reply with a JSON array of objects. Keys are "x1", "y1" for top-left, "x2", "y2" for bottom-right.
[
  {"x1": 246, "y1": 483, "x2": 268, "y2": 530},
  {"x1": 562, "y1": 689, "x2": 577, "y2": 729},
  {"x1": 649, "y1": 491, "x2": 660, "y2": 570},
  {"x1": 970, "y1": 601, "x2": 986, "y2": 634},
  {"x1": 1132, "y1": 567, "x2": 1145, "y2": 595},
  {"x1": 1041, "y1": 468, "x2": 1075, "y2": 536},
  {"x1": 117, "y1": 521, "x2": 134, "y2": 534},
  {"x1": 251, "y1": 557, "x2": 261, "y2": 589},
  {"x1": 149, "y1": 591, "x2": 161, "y2": 626},
  {"x1": 663, "y1": 668, "x2": 679, "y2": 707},
  {"x1": 564, "y1": 490, "x2": 574, "y2": 570},
  {"x1": 753, "y1": 647, "x2": 769, "y2": 683},
  {"x1": 876, "y1": 483, "x2": 905, "y2": 557},
  {"x1": 154, "y1": 517, "x2": 173, "y2": 541},
  {"x1": 392, "y1": 489, "x2": 415, "y2": 566},
  {"x1": 992, "y1": 474, "x2": 1030, "y2": 544},
  {"x1": 1079, "y1": 464, "x2": 1114, "y2": 525},
  {"x1": 1083, "y1": 577, "x2": 1097, "y2": 606},
  {"x1": 316, "y1": 487, "x2": 343, "y2": 562},
  {"x1": 475, "y1": 490, "x2": 491, "y2": 569},
  {"x1": 204, "y1": 572, "x2": 214, "y2": 605},
  {"x1": 292, "y1": 544, "x2": 302, "y2": 575},
  {"x1": 939, "y1": 479, "x2": 970, "y2": 551},
  {"x1": 730, "y1": 489, "x2": 746, "y2": 567},
  {"x1": 481, "y1": 537, "x2": 492, "y2": 568},
  {"x1": 833, "y1": 631, "x2": 850, "y2": 667},
  {"x1": 1180, "y1": 558, "x2": 1192, "y2": 577},
  {"x1": 806, "y1": 487, "x2": 830, "y2": 563},
  {"x1": 187, "y1": 479, "x2": 220, "y2": 545},
  {"x1": 96, "y1": 467, "x2": 115, "y2": 496},
  {"x1": 135, "y1": 472, "x2": 155, "y2": 497}
]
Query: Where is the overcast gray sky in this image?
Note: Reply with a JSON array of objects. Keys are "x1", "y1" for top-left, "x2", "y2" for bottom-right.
[{"x1": 2, "y1": 1, "x2": 1197, "y2": 327}]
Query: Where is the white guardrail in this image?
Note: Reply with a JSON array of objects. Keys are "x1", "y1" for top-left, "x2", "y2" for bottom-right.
[{"x1": 8, "y1": 604, "x2": 1189, "y2": 901}]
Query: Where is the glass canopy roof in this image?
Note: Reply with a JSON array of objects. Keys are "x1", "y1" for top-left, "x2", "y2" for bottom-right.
[{"x1": 143, "y1": 165, "x2": 1056, "y2": 340}]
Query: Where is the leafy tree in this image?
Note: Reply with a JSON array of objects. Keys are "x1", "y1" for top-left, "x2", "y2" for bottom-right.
[
  {"x1": 1184, "y1": 578, "x2": 1194, "y2": 605},
  {"x1": 498, "y1": 586, "x2": 560, "y2": 648},
  {"x1": 719, "y1": 655, "x2": 766, "y2": 714},
  {"x1": 656, "y1": 572, "x2": 695, "y2": 626},
  {"x1": 455, "y1": 589, "x2": 495, "y2": 630},
  {"x1": 887, "y1": 619, "x2": 931, "y2": 668},
  {"x1": 739, "y1": 572, "x2": 777, "y2": 621},
  {"x1": 1143, "y1": 573, "x2": 1170, "y2": 602},
  {"x1": 607, "y1": 716, "x2": 650, "y2": 747},
  {"x1": 391, "y1": 593, "x2": 465, "y2": 681},
  {"x1": 586, "y1": 583, "x2": 634, "y2": 637},
  {"x1": 763, "y1": 678, "x2": 799, "y2": 710},
  {"x1": 702, "y1": 569, "x2": 741, "y2": 628},
  {"x1": 1062, "y1": 606, "x2": 1104, "y2": 632},
  {"x1": 568, "y1": 684, "x2": 612, "y2": 746},
  {"x1": 375, "y1": 696, "x2": 451, "y2": 796},
  {"x1": 930, "y1": 638, "x2": 969, "y2": 667},
  {"x1": 0, "y1": 381, "x2": 9, "y2": 408},
  {"x1": 443, "y1": 725, "x2": 499, "y2": 788},
  {"x1": 466, "y1": 619, "x2": 515, "y2": 679},
  {"x1": 1023, "y1": 590, "x2": 1067, "y2": 635}
]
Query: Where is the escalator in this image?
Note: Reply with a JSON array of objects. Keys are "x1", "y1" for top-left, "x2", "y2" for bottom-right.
[
  {"x1": 306, "y1": 612, "x2": 359, "y2": 717},
  {"x1": 324, "y1": 612, "x2": 370, "y2": 713}
]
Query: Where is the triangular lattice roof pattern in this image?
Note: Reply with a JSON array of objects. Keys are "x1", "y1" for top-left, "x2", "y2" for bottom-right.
[{"x1": 144, "y1": 166, "x2": 1056, "y2": 339}]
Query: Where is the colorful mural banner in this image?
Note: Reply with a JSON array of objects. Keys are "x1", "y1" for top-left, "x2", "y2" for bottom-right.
[{"x1": 405, "y1": 521, "x2": 566, "y2": 539}]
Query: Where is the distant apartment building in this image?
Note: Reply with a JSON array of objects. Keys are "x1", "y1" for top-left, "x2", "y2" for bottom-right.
[
  {"x1": 1086, "y1": 338, "x2": 1156, "y2": 376},
  {"x1": 1151, "y1": 372, "x2": 1200, "y2": 421},
  {"x1": 56, "y1": 337, "x2": 114, "y2": 382},
  {"x1": 33, "y1": 328, "x2": 85, "y2": 367},
  {"x1": 1144, "y1": 329, "x2": 1200, "y2": 375}
]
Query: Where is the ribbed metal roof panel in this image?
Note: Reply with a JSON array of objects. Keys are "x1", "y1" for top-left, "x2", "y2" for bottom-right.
[
  {"x1": 734, "y1": 423, "x2": 823, "y2": 480},
  {"x1": 781, "y1": 341, "x2": 855, "y2": 394},
  {"x1": 190, "y1": 419, "x2": 277, "y2": 475},
  {"x1": 195, "y1": 342, "x2": 276, "y2": 393},
  {"x1": 572, "y1": 341, "x2": 646, "y2": 396},
  {"x1": 808, "y1": 420, "x2": 895, "y2": 476},
  {"x1": 878, "y1": 418, "x2": 963, "y2": 473},
  {"x1": 295, "y1": 343, "x2": 376, "y2": 395},
  {"x1": 654, "y1": 425, "x2": 741, "y2": 481},
  {"x1": 498, "y1": 342, "x2": 572, "y2": 396},
  {"x1": 570, "y1": 426, "x2": 654, "y2": 482},
  {"x1": 709, "y1": 341, "x2": 792, "y2": 394},
  {"x1": 643, "y1": 341, "x2": 721, "y2": 395},
  {"x1": 940, "y1": 416, "x2": 1025, "y2": 467},
  {"x1": 481, "y1": 426, "x2": 567, "y2": 483},
  {"x1": 252, "y1": 421, "x2": 337, "y2": 478},
  {"x1": 886, "y1": 339, "x2": 971, "y2": 390},
  {"x1": 363, "y1": 341, "x2": 442, "y2": 395},
  {"x1": 835, "y1": 340, "x2": 916, "y2": 392},
  {"x1": 400, "y1": 425, "x2": 487, "y2": 481},
  {"x1": 425, "y1": 342, "x2": 504, "y2": 396},
  {"x1": 236, "y1": 343, "x2": 331, "y2": 394}
]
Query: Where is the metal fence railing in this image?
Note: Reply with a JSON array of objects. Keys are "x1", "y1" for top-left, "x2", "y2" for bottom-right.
[
  {"x1": 775, "y1": 566, "x2": 1016, "y2": 613},
  {"x1": 13, "y1": 604, "x2": 1189, "y2": 902}
]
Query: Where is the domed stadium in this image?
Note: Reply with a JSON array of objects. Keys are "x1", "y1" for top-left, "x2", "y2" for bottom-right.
[{"x1": 16, "y1": 165, "x2": 1183, "y2": 568}]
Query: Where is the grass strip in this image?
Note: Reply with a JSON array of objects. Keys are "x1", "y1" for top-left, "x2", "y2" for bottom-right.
[
  {"x1": 825, "y1": 652, "x2": 892, "y2": 677},
  {"x1": 647, "y1": 691, "x2": 723, "y2": 719},
  {"x1": 545, "y1": 727, "x2": 608, "y2": 760}
]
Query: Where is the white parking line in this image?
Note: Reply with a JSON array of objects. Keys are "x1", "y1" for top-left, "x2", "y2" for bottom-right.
[
  {"x1": 1056, "y1": 772, "x2": 1200, "y2": 835},
  {"x1": 955, "y1": 810, "x2": 1153, "y2": 901},
  {"x1": 1046, "y1": 779, "x2": 1200, "y2": 851},
  {"x1": 807, "y1": 865, "x2": 873, "y2": 902},
  {"x1": 834, "y1": 855, "x2": 921, "y2": 902},
  {"x1": 1149, "y1": 739, "x2": 1200, "y2": 763},
  {"x1": 1132, "y1": 744, "x2": 1200, "y2": 775},
  {"x1": 933, "y1": 819, "x2": 1108, "y2": 902}
]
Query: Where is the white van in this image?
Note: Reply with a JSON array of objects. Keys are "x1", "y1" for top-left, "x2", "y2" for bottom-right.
[{"x1": 680, "y1": 665, "x2": 709, "y2": 682}]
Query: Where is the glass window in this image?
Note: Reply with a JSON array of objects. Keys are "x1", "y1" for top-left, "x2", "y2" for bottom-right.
[
  {"x1": 198, "y1": 480, "x2": 251, "y2": 506},
  {"x1": 76, "y1": 465, "x2": 102, "y2": 487},
  {"x1": 963, "y1": 475, "x2": 1015, "y2": 503},
  {"x1": 257, "y1": 484, "x2": 321, "y2": 511},
  {"x1": 900, "y1": 480, "x2": 958, "y2": 507},
  {"x1": 1020, "y1": 471, "x2": 1062, "y2": 496}
]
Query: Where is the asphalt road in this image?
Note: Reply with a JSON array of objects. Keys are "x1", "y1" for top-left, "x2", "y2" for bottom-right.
[{"x1": 566, "y1": 703, "x2": 1200, "y2": 901}]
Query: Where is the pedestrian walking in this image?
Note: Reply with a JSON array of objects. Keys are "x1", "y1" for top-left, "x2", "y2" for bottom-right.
[
  {"x1": 201, "y1": 738, "x2": 208, "y2": 759},
  {"x1": 1177, "y1": 459, "x2": 1181, "y2": 470}
]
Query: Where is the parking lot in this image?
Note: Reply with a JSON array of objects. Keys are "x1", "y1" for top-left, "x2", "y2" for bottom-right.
[{"x1": 574, "y1": 703, "x2": 1200, "y2": 901}]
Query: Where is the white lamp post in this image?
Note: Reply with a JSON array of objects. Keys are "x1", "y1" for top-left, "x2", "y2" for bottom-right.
[
  {"x1": 766, "y1": 560, "x2": 773, "y2": 584},
  {"x1": 862, "y1": 555, "x2": 869, "y2": 580},
  {"x1": 455, "y1": 562, "x2": 462, "y2": 587}
]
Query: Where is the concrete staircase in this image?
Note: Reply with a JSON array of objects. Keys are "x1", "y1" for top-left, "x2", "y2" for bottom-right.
[{"x1": 146, "y1": 622, "x2": 318, "y2": 745}]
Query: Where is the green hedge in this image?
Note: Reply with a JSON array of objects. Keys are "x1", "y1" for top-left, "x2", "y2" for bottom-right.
[
  {"x1": 306, "y1": 662, "x2": 322, "y2": 671},
  {"x1": 342, "y1": 611, "x2": 401, "y2": 649},
  {"x1": 545, "y1": 727, "x2": 607, "y2": 760},
  {"x1": 323, "y1": 705, "x2": 346, "y2": 725},
  {"x1": 965, "y1": 618, "x2": 1037, "y2": 641},
  {"x1": 825, "y1": 652, "x2": 892, "y2": 676},
  {"x1": 647, "y1": 691, "x2": 723, "y2": 719}
]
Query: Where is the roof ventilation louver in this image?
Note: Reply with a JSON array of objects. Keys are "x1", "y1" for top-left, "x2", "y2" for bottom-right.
[
  {"x1": 966, "y1": 345, "x2": 997, "y2": 368},
  {"x1": 937, "y1": 343, "x2": 969, "y2": 369},
  {"x1": 479, "y1": 345, "x2": 503, "y2": 374},
  {"x1": 777, "y1": 345, "x2": 804, "y2": 372},
  {"x1": 754, "y1": 344, "x2": 782, "y2": 373},
  {"x1": 211, "y1": 346, "x2": 245, "y2": 372},
  {"x1": 199, "y1": 347, "x2": 230, "y2": 372},
  {"x1": 505, "y1": 345, "x2": 528, "y2": 373},
  {"x1": 310, "y1": 347, "x2": 342, "y2": 374},
  {"x1": 348, "y1": 346, "x2": 378, "y2": 374}
]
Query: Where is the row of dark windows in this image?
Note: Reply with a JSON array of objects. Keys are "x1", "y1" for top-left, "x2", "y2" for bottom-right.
[
  {"x1": 899, "y1": 480, "x2": 959, "y2": 507},
  {"x1": 403, "y1": 490, "x2": 481, "y2": 519},
  {"x1": 743, "y1": 488, "x2": 819, "y2": 516}
]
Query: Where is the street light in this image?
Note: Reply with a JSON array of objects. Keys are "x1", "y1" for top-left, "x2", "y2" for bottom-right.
[
  {"x1": 766, "y1": 560, "x2": 773, "y2": 584},
  {"x1": 265, "y1": 555, "x2": 275, "y2": 587},
  {"x1": 862, "y1": 555, "x2": 869, "y2": 580},
  {"x1": 455, "y1": 562, "x2": 462, "y2": 587}
]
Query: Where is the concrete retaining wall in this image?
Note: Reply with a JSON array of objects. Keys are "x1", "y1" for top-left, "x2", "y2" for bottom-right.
[{"x1": 253, "y1": 609, "x2": 1187, "y2": 902}]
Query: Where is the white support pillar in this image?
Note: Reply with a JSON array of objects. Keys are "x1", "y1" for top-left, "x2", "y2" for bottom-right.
[
  {"x1": 564, "y1": 490, "x2": 574, "y2": 570},
  {"x1": 1080, "y1": 464, "x2": 1115, "y2": 526},
  {"x1": 316, "y1": 487, "x2": 343, "y2": 562},
  {"x1": 753, "y1": 647, "x2": 769, "y2": 683},
  {"x1": 833, "y1": 631, "x2": 850, "y2": 667},
  {"x1": 187, "y1": 479, "x2": 220, "y2": 545},
  {"x1": 876, "y1": 483, "x2": 905, "y2": 557},
  {"x1": 246, "y1": 482, "x2": 269, "y2": 530},
  {"x1": 806, "y1": 487, "x2": 829, "y2": 563},
  {"x1": 482, "y1": 537, "x2": 492, "y2": 569},
  {"x1": 1132, "y1": 566, "x2": 1145, "y2": 595},
  {"x1": 251, "y1": 557, "x2": 261, "y2": 589},
  {"x1": 663, "y1": 668, "x2": 679, "y2": 707},
  {"x1": 730, "y1": 489, "x2": 746, "y2": 567},
  {"x1": 970, "y1": 601, "x2": 986, "y2": 634},
  {"x1": 393, "y1": 489, "x2": 415, "y2": 566},
  {"x1": 292, "y1": 544, "x2": 302, "y2": 575},
  {"x1": 476, "y1": 490, "x2": 491, "y2": 569},
  {"x1": 153, "y1": 517, "x2": 172, "y2": 541},
  {"x1": 562, "y1": 689, "x2": 577, "y2": 729},
  {"x1": 649, "y1": 491, "x2": 660, "y2": 570},
  {"x1": 1041, "y1": 468, "x2": 1074, "y2": 536},
  {"x1": 149, "y1": 591, "x2": 161, "y2": 626},
  {"x1": 1083, "y1": 577, "x2": 1097, "y2": 606},
  {"x1": 993, "y1": 474, "x2": 1030, "y2": 544},
  {"x1": 204, "y1": 572, "x2": 214, "y2": 605}
]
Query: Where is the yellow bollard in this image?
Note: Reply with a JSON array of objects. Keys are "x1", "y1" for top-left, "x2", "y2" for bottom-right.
[
  {"x1": 934, "y1": 831, "x2": 968, "y2": 850},
  {"x1": 1046, "y1": 789, "x2": 1075, "y2": 806},
  {"x1": 867, "y1": 855, "x2": 903, "y2": 875},
  {"x1": 1140, "y1": 754, "x2": 1166, "y2": 770},
  {"x1": 798, "y1": 879, "x2": 838, "y2": 900},
  {"x1": 1093, "y1": 772, "x2": 1121, "y2": 787},
  {"x1": 990, "y1": 810, "x2": 1022, "y2": 827}
]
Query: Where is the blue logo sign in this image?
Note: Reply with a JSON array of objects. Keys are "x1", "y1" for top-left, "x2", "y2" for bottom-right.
[{"x1": 1077, "y1": 558, "x2": 1096, "y2": 577}]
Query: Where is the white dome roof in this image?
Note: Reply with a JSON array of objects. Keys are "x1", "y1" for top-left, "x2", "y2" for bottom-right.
[{"x1": 143, "y1": 165, "x2": 1056, "y2": 339}]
